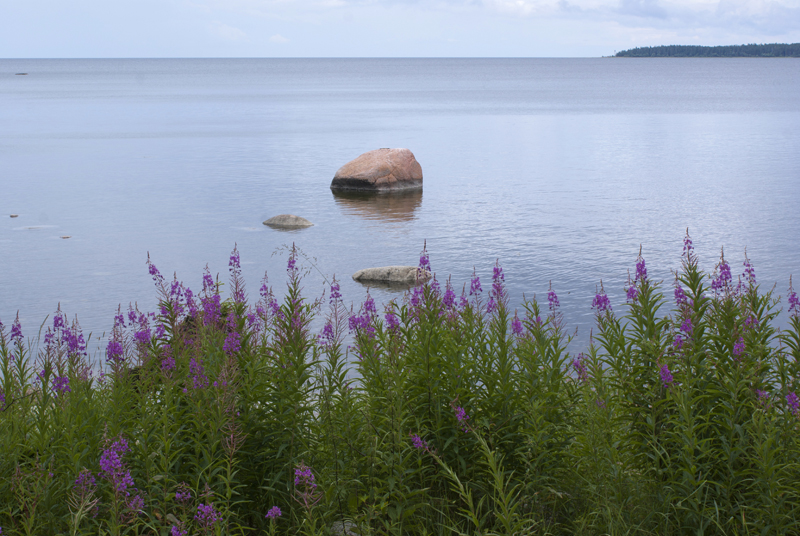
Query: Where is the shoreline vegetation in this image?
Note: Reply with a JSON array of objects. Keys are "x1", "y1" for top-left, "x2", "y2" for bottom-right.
[
  {"x1": 615, "y1": 43, "x2": 800, "y2": 57},
  {"x1": 2, "y1": 233, "x2": 800, "y2": 535}
]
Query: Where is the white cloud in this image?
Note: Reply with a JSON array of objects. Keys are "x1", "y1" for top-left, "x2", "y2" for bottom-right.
[
  {"x1": 269, "y1": 33, "x2": 290, "y2": 42},
  {"x1": 211, "y1": 21, "x2": 248, "y2": 40}
]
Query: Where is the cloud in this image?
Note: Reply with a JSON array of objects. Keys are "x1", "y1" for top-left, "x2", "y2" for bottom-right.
[
  {"x1": 211, "y1": 21, "x2": 248, "y2": 41},
  {"x1": 269, "y1": 33, "x2": 290, "y2": 42},
  {"x1": 617, "y1": 0, "x2": 667, "y2": 19}
]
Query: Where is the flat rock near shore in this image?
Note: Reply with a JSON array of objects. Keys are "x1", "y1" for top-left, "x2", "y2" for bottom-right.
[
  {"x1": 331, "y1": 148, "x2": 423, "y2": 192},
  {"x1": 262, "y1": 214, "x2": 313, "y2": 228},
  {"x1": 353, "y1": 266, "x2": 432, "y2": 285}
]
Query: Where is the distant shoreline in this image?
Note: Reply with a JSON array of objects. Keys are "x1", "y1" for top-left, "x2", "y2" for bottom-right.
[{"x1": 615, "y1": 43, "x2": 800, "y2": 58}]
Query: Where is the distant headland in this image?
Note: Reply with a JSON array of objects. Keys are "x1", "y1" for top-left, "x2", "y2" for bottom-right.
[{"x1": 615, "y1": 43, "x2": 800, "y2": 57}]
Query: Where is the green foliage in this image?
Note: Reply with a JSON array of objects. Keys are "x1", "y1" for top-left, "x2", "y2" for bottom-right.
[
  {"x1": 1, "y1": 240, "x2": 799, "y2": 535},
  {"x1": 614, "y1": 43, "x2": 800, "y2": 57}
]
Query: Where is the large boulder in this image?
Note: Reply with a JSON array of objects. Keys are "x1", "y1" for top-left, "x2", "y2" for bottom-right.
[
  {"x1": 263, "y1": 214, "x2": 313, "y2": 229},
  {"x1": 331, "y1": 149, "x2": 423, "y2": 192},
  {"x1": 352, "y1": 266, "x2": 431, "y2": 286}
]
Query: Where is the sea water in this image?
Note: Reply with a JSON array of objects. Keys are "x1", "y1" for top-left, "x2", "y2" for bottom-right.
[{"x1": 2, "y1": 58, "x2": 799, "y2": 353}]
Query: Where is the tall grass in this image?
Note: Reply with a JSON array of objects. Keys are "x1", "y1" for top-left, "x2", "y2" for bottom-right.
[{"x1": 1, "y1": 234, "x2": 799, "y2": 535}]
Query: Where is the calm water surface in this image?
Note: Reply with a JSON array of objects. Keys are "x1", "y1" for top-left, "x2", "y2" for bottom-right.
[{"x1": 2, "y1": 58, "x2": 799, "y2": 354}]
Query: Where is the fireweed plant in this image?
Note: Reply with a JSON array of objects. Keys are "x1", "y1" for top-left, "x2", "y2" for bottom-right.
[{"x1": 1, "y1": 236, "x2": 800, "y2": 535}]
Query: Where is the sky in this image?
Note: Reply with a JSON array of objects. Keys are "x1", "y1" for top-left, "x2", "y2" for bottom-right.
[{"x1": 2, "y1": 0, "x2": 799, "y2": 57}]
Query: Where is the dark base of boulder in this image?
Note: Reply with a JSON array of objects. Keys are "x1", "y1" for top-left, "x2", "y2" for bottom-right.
[{"x1": 330, "y1": 178, "x2": 422, "y2": 193}]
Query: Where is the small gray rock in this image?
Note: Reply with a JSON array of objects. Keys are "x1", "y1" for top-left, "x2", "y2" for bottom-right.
[
  {"x1": 263, "y1": 214, "x2": 313, "y2": 228},
  {"x1": 10, "y1": 214, "x2": 18, "y2": 218},
  {"x1": 352, "y1": 266, "x2": 431, "y2": 285},
  {"x1": 331, "y1": 520, "x2": 359, "y2": 536}
]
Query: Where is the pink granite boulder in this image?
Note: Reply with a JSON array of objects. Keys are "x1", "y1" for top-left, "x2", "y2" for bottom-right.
[{"x1": 331, "y1": 148, "x2": 423, "y2": 192}]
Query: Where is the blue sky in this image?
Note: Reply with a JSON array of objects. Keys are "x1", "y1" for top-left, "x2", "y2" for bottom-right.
[{"x1": 2, "y1": 0, "x2": 799, "y2": 57}]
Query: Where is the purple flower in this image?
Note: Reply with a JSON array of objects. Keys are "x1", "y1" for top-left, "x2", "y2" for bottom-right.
[
  {"x1": 625, "y1": 285, "x2": 638, "y2": 302},
  {"x1": 430, "y1": 276, "x2": 441, "y2": 299},
  {"x1": 294, "y1": 464, "x2": 317, "y2": 490},
  {"x1": 442, "y1": 282, "x2": 456, "y2": 309},
  {"x1": 385, "y1": 311, "x2": 400, "y2": 332},
  {"x1": 223, "y1": 316, "x2": 241, "y2": 356},
  {"x1": 486, "y1": 297, "x2": 496, "y2": 314},
  {"x1": 596, "y1": 399, "x2": 606, "y2": 409},
  {"x1": 683, "y1": 231, "x2": 693, "y2": 256},
  {"x1": 318, "y1": 322, "x2": 335, "y2": 347},
  {"x1": 73, "y1": 469, "x2": 97, "y2": 498},
  {"x1": 674, "y1": 285, "x2": 688, "y2": 306},
  {"x1": 453, "y1": 405, "x2": 470, "y2": 432},
  {"x1": 756, "y1": 390, "x2": 770, "y2": 408},
  {"x1": 133, "y1": 326, "x2": 151, "y2": 347},
  {"x1": 189, "y1": 358, "x2": 209, "y2": 390},
  {"x1": 51, "y1": 375, "x2": 70, "y2": 396},
  {"x1": 511, "y1": 313, "x2": 523, "y2": 336},
  {"x1": 789, "y1": 278, "x2": 799, "y2": 317},
  {"x1": 99, "y1": 437, "x2": 135, "y2": 496},
  {"x1": 168, "y1": 279, "x2": 186, "y2": 316},
  {"x1": 711, "y1": 257, "x2": 733, "y2": 293},
  {"x1": 592, "y1": 288, "x2": 611, "y2": 313},
  {"x1": 194, "y1": 503, "x2": 221, "y2": 529},
  {"x1": 229, "y1": 245, "x2": 245, "y2": 303},
  {"x1": 202, "y1": 294, "x2": 222, "y2": 326},
  {"x1": 742, "y1": 255, "x2": 756, "y2": 286},
  {"x1": 171, "y1": 525, "x2": 188, "y2": 536},
  {"x1": 673, "y1": 334, "x2": 684, "y2": 350},
  {"x1": 106, "y1": 340, "x2": 124, "y2": 365},
  {"x1": 680, "y1": 317, "x2": 693, "y2": 336},
  {"x1": 364, "y1": 294, "x2": 376, "y2": 317},
  {"x1": 348, "y1": 313, "x2": 368, "y2": 332},
  {"x1": 490, "y1": 262, "x2": 505, "y2": 304},
  {"x1": 185, "y1": 287, "x2": 198, "y2": 317},
  {"x1": 65, "y1": 324, "x2": 88, "y2": 357},
  {"x1": 469, "y1": 273, "x2": 482, "y2": 296},
  {"x1": 203, "y1": 269, "x2": 215, "y2": 293},
  {"x1": 733, "y1": 337, "x2": 745, "y2": 357},
  {"x1": 635, "y1": 256, "x2": 647, "y2": 282},
  {"x1": 268, "y1": 298, "x2": 283, "y2": 321},
  {"x1": 53, "y1": 312, "x2": 66, "y2": 331},
  {"x1": 410, "y1": 285, "x2": 424, "y2": 310},
  {"x1": 229, "y1": 247, "x2": 241, "y2": 273},
  {"x1": 410, "y1": 433, "x2": 428, "y2": 450},
  {"x1": 787, "y1": 392, "x2": 799, "y2": 416},
  {"x1": 419, "y1": 246, "x2": 431, "y2": 273},
  {"x1": 0, "y1": 391, "x2": 5, "y2": 411},
  {"x1": 659, "y1": 364, "x2": 674, "y2": 387},
  {"x1": 161, "y1": 346, "x2": 175, "y2": 373},
  {"x1": 126, "y1": 494, "x2": 144, "y2": 512},
  {"x1": 571, "y1": 354, "x2": 588, "y2": 383},
  {"x1": 148, "y1": 259, "x2": 165, "y2": 285},
  {"x1": 287, "y1": 256, "x2": 297, "y2": 274},
  {"x1": 329, "y1": 281, "x2": 342, "y2": 303},
  {"x1": 265, "y1": 506, "x2": 282, "y2": 519},
  {"x1": 175, "y1": 482, "x2": 192, "y2": 504},
  {"x1": 547, "y1": 288, "x2": 560, "y2": 311},
  {"x1": 10, "y1": 314, "x2": 23, "y2": 345}
]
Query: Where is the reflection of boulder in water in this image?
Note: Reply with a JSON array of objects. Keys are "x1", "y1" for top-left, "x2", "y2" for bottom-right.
[{"x1": 332, "y1": 190, "x2": 422, "y2": 222}]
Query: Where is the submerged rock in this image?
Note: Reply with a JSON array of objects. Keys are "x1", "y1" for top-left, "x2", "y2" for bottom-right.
[
  {"x1": 262, "y1": 214, "x2": 313, "y2": 229},
  {"x1": 331, "y1": 148, "x2": 423, "y2": 192},
  {"x1": 10, "y1": 214, "x2": 18, "y2": 218},
  {"x1": 352, "y1": 266, "x2": 431, "y2": 286}
]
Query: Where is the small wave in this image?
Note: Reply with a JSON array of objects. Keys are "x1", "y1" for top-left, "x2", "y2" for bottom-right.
[{"x1": 13, "y1": 225, "x2": 58, "y2": 231}]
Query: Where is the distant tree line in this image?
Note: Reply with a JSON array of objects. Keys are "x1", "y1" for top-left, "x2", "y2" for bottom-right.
[{"x1": 615, "y1": 43, "x2": 800, "y2": 57}]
